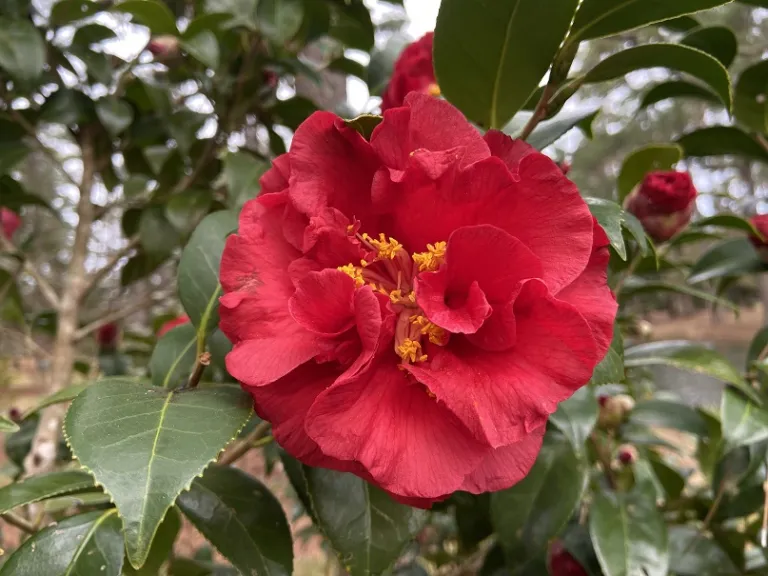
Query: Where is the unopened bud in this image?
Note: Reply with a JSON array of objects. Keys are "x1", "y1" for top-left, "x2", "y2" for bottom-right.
[
  {"x1": 147, "y1": 35, "x2": 180, "y2": 60},
  {"x1": 616, "y1": 444, "x2": 638, "y2": 466},
  {"x1": 547, "y1": 540, "x2": 587, "y2": 576},
  {"x1": 597, "y1": 394, "x2": 635, "y2": 429},
  {"x1": 8, "y1": 407, "x2": 21, "y2": 422},
  {"x1": 624, "y1": 171, "x2": 697, "y2": 243}
]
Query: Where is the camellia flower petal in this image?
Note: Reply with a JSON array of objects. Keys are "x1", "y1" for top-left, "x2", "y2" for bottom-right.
[
  {"x1": 219, "y1": 93, "x2": 617, "y2": 504},
  {"x1": 1, "y1": 208, "x2": 21, "y2": 241},
  {"x1": 624, "y1": 170, "x2": 697, "y2": 242},
  {"x1": 381, "y1": 32, "x2": 438, "y2": 112}
]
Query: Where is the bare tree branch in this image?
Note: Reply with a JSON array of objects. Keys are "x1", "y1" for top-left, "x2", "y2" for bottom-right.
[
  {"x1": 74, "y1": 292, "x2": 162, "y2": 341},
  {"x1": 81, "y1": 235, "x2": 140, "y2": 300},
  {"x1": 0, "y1": 236, "x2": 60, "y2": 308}
]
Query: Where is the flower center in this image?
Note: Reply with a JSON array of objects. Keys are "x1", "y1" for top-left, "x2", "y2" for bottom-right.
[{"x1": 338, "y1": 232, "x2": 449, "y2": 364}]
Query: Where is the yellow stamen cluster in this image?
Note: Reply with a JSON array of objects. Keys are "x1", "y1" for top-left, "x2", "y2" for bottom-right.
[
  {"x1": 338, "y1": 264, "x2": 365, "y2": 287},
  {"x1": 427, "y1": 83, "x2": 441, "y2": 97},
  {"x1": 412, "y1": 241, "x2": 447, "y2": 272},
  {"x1": 362, "y1": 233, "x2": 403, "y2": 260},
  {"x1": 396, "y1": 338, "x2": 428, "y2": 363},
  {"x1": 410, "y1": 315, "x2": 448, "y2": 345}
]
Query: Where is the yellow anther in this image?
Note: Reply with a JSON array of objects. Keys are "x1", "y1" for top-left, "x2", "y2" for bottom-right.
[
  {"x1": 389, "y1": 289, "x2": 403, "y2": 304},
  {"x1": 338, "y1": 264, "x2": 365, "y2": 287},
  {"x1": 426, "y1": 83, "x2": 441, "y2": 97},
  {"x1": 411, "y1": 315, "x2": 448, "y2": 345},
  {"x1": 408, "y1": 292, "x2": 416, "y2": 303},
  {"x1": 360, "y1": 259, "x2": 368, "y2": 267},
  {"x1": 346, "y1": 224, "x2": 356, "y2": 233},
  {"x1": 363, "y1": 232, "x2": 403, "y2": 260},
  {"x1": 412, "y1": 241, "x2": 447, "y2": 272},
  {"x1": 396, "y1": 338, "x2": 428, "y2": 363}
]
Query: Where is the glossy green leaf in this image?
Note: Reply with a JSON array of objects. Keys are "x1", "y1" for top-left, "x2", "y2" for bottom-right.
[
  {"x1": 640, "y1": 80, "x2": 721, "y2": 110},
  {"x1": 256, "y1": 0, "x2": 303, "y2": 42},
  {"x1": 345, "y1": 114, "x2": 383, "y2": 140},
  {"x1": 620, "y1": 278, "x2": 738, "y2": 312},
  {"x1": 327, "y1": 0, "x2": 374, "y2": 51},
  {"x1": 681, "y1": 26, "x2": 738, "y2": 68},
  {"x1": 367, "y1": 34, "x2": 408, "y2": 95},
  {"x1": 549, "y1": 388, "x2": 598, "y2": 455},
  {"x1": 50, "y1": 0, "x2": 103, "y2": 25},
  {"x1": 434, "y1": 0, "x2": 580, "y2": 129},
  {"x1": 678, "y1": 126, "x2": 768, "y2": 162},
  {"x1": 747, "y1": 325, "x2": 768, "y2": 370},
  {"x1": 584, "y1": 44, "x2": 732, "y2": 110},
  {"x1": 168, "y1": 558, "x2": 238, "y2": 575},
  {"x1": 630, "y1": 399, "x2": 709, "y2": 436},
  {"x1": 96, "y1": 98, "x2": 134, "y2": 136},
  {"x1": 177, "y1": 211, "x2": 237, "y2": 333},
  {"x1": 0, "y1": 18, "x2": 45, "y2": 83},
  {"x1": 73, "y1": 22, "x2": 117, "y2": 45},
  {"x1": 139, "y1": 205, "x2": 181, "y2": 255},
  {"x1": 271, "y1": 96, "x2": 319, "y2": 130},
  {"x1": 721, "y1": 388, "x2": 768, "y2": 449},
  {"x1": 121, "y1": 249, "x2": 167, "y2": 286},
  {"x1": 165, "y1": 189, "x2": 213, "y2": 233},
  {"x1": 64, "y1": 379, "x2": 253, "y2": 568},
  {"x1": 692, "y1": 214, "x2": 759, "y2": 235},
  {"x1": 688, "y1": 238, "x2": 763, "y2": 284},
  {"x1": 113, "y1": 0, "x2": 178, "y2": 35},
  {"x1": 617, "y1": 144, "x2": 682, "y2": 203},
  {"x1": 177, "y1": 466, "x2": 293, "y2": 576},
  {"x1": 180, "y1": 30, "x2": 219, "y2": 69},
  {"x1": 0, "y1": 415, "x2": 18, "y2": 433},
  {"x1": 223, "y1": 151, "x2": 268, "y2": 208},
  {"x1": 123, "y1": 508, "x2": 181, "y2": 576},
  {"x1": 149, "y1": 322, "x2": 197, "y2": 388},
  {"x1": 491, "y1": 432, "x2": 587, "y2": 566},
  {"x1": 625, "y1": 340, "x2": 760, "y2": 404},
  {"x1": 590, "y1": 325, "x2": 624, "y2": 386},
  {"x1": 734, "y1": 59, "x2": 768, "y2": 134},
  {"x1": 668, "y1": 526, "x2": 739, "y2": 575},
  {"x1": 521, "y1": 107, "x2": 600, "y2": 150},
  {"x1": 647, "y1": 455, "x2": 686, "y2": 501},
  {"x1": 0, "y1": 469, "x2": 96, "y2": 514},
  {"x1": 590, "y1": 486, "x2": 668, "y2": 576},
  {"x1": 327, "y1": 56, "x2": 366, "y2": 80},
  {"x1": 568, "y1": 0, "x2": 732, "y2": 43},
  {"x1": 0, "y1": 509, "x2": 123, "y2": 576},
  {"x1": 299, "y1": 466, "x2": 427, "y2": 576},
  {"x1": 585, "y1": 197, "x2": 648, "y2": 260}
]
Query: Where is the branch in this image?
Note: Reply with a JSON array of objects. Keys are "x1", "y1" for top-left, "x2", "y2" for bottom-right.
[
  {"x1": 187, "y1": 352, "x2": 211, "y2": 389},
  {"x1": 11, "y1": 110, "x2": 80, "y2": 188},
  {"x1": 74, "y1": 292, "x2": 161, "y2": 341},
  {"x1": 80, "y1": 236, "x2": 140, "y2": 299},
  {"x1": 0, "y1": 236, "x2": 60, "y2": 308},
  {"x1": 518, "y1": 82, "x2": 557, "y2": 141},
  {"x1": 219, "y1": 421, "x2": 271, "y2": 466},
  {"x1": 1, "y1": 512, "x2": 36, "y2": 534}
]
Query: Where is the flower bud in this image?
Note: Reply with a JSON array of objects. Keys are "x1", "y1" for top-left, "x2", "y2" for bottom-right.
[
  {"x1": 147, "y1": 35, "x2": 180, "y2": 60},
  {"x1": 597, "y1": 394, "x2": 635, "y2": 429},
  {"x1": 616, "y1": 444, "x2": 638, "y2": 466},
  {"x1": 157, "y1": 315, "x2": 190, "y2": 337},
  {"x1": 8, "y1": 407, "x2": 21, "y2": 422},
  {"x1": 547, "y1": 540, "x2": 587, "y2": 576},
  {"x1": 624, "y1": 171, "x2": 696, "y2": 242},
  {"x1": 749, "y1": 215, "x2": 768, "y2": 263},
  {"x1": 381, "y1": 33, "x2": 436, "y2": 111},
  {"x1": 1, "y1": 208, "x2": 21, "y2": 240},
  {"x1": 97, "y1": 322, "x2": 120, "y2": 350}
]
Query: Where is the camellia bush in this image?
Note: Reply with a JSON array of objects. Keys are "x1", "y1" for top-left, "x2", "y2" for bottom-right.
[{"x1": 6, "y1": 0, "x2": 768, "y2": 575}]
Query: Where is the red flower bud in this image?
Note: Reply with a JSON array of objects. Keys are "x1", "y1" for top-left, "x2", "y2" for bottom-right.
[
  {"x1": 8, "y1": 407, "x2": 21, "y2": 422},
  {"x1": 547, "y1": 540, "x2": 587, "y2": 576},
  {"x1": 147, "y1": 35, "x2": 180, "y2": 60},
  {"x1": 749, "y1": 215, "x2": 768, "y2": 263},
  {"x1": 597, "y1": 394, "x2": 634, "y2": 429},
  {"x1": 97, "y1": 322, "x2": 120, "y2": 349},
  {"x1": 263, "y1": 69, "x2": 278, "y2": 89},
  {"x1": 157, "y1": 315, "x2": 190, "y2": 337},
  {"x1": 617, "y1": 444, "x2": 638, "y2": 466},
  {"x1": 624, "y1": 171, "x2": 696, "y2": 242},
  {"x1": 1, "y1": 208, "x2": 21, "y2": 240},
  {"x1": 597, "y1": 394, "x2": 609, "y2": 407},
  {"x1": 381, "y1": 33, "x2": 438, "y2": 111}
]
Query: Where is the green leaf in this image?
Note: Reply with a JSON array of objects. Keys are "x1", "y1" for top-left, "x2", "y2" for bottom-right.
[
  {"x1": 629, "y1": 399, "x2": 710, "y2": 436},
  {"x1": 0, "y1": 469, "x2": 96, "y2": 514},
  {"x1": 522, "y1": 107, "x2": 600, "y2": 150},
  {"x1": 0, "y1": 18, "x2": 45, "y2": 83},
  {"x1": 625, "y1": 340, "x2": 761, "y2": 404},
  {"x1": 647, "y1": 454, "x2": 686, "y2": 501},
  {"x1": 549, "y1": 388, "x2": 598, "y2": 455},
  {"x1": 590, "y1": 326, "x2": 624, "y2": 386},
  {"x1": 589, "y1": 487, "x2": 668, "y2": 576},
  {"x1": 344, "y1": 114, "x2": 383, "y2": 140},
  {"x1": 0, "y1": 141, "x2": 29, "y2": 175},
  {"x1": 300, "y1": 466, "x2": 427, "y2": 576},
  {"x1": 121, "y1": 249, "x2": 167, "y2": 286},
  {"x1": 73, "y1": 23, "x2": 117, "y2": 45},
  {"x1": 0, "y1": 415, "x2": 18, "y2": 433},
  {"x1": 257, "y1": 0, "x2": 304, "y2": 43},
  {"x1": 180, "y1": 30, "x2": 220, "y2": 69},
  {"x1": 617, "y1": 144, "x2": 682, "y2": 203},
  {"x1": 64, "y1": 379, "x2": 253, "y2": 569},
  {"x1": 668, "y1": 526, "x2": 740, "y2": 575},
  {"x1": 149, "y1": 322, "x2": 198, "y2": 388},
  {"x1": 168, "y1": 557, "x2": 239, "y2": 575},
  {"x1": 491, "y1": 432, "x2": 587, "y2": 566},
  {"x1": 583, "y1": 44, "x2": 732, "y2": 111},
  {"x1": 747, "y1": 325, "x2": 768, "y2": 370},
  {"x1": 734, "y1": 59, "x2": 768, "y2": 134},
  {"x1": 178, "y1": 210, "x2": 237, "y2": 333},
  {"x1": 50, "y1": 0, "x2": 103, "y2": 25},
  {"x1": 113, "y1": 0, "x2": 178, "y2": 35},
  {"x1": 688, "y1": 237, "x2": 763, "y2": 284},
  {"x1": 568, "y1": 0, "x2": 732, "y2": 43},
  {"x1": 640, "y1": 80, "x2": 721, "y2": 110},
  {"x1": 223, "y1": 151, "x2": 268, "y2": 208},
  {"x1": 327, "y1": 0, "x2": 374, "y2": 51},
  {"x1": 692, "y1": 214, "x2": 758, "y2": 235},
  {"x1": 327, "y1": 56, "x2": 367, "y2": 80},
  {"x1": 165, "y1": 189, "x2": 213, "y2": 233},
  {"x1": 124, "y1": 508, "x2": 181, "y2": 576},
  {"x1": 721, "y1": 388, "x2": 768, "y2": 449},
  {"x1": 177, "y1": 466, "x2": 293, "y2": 576},
  {"x1": 677, "y1": 126, "x2": 768, "y2": 163},
  {"x1": 271, "y1": 96, "x2": 319, "y2": 130},
  {"x1": 585, "y1": 197, "x2": 648, "y2": 260},
  {"x1": 681, "y1": 26, "x2": 738, "y2": 68},
  {"x1": 96, "y1": 98, "x2": 134, "y2": 136},
  {"x1": 434, "y1": 0, "x2": 580, "y2": 129},
  {"x1": 0, "y1": 509, "x2": 124, "y2": 576},
  {"x1": 620, "y1": 278, "x2": 738, "y2": 313},
  {"x1": 139, "y1": 205, "x2": 181, "y2": 255},
  {"x1": 367, "y1": 34, "x2": 408, "y2": 95}
]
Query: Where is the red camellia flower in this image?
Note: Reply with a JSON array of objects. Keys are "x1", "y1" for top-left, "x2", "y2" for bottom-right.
[
  {"x1": 381, "y1": 33, "x2": 439, "y2": 112},
  {"x1": 624, "y1": 171, "x2": 697, "y2": 242},
  {"x1": 547, "y1": 540, "x2": 588, "y2": 576},
  {"x1": 96, "y1": 323, "x2": 120, "y2": 349},
  {"x1": 219, "y1": 94, "x2": 616, "y2": 505},
  {"x1": 157, "y1": 315, "x2": 190, "y2": 337},
  {"x1": 749, "y1": 215, "x2": 768, "y2": 262},
  {"x1": 1, "y1": 208, "x2": 21, "y2": 240}
]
